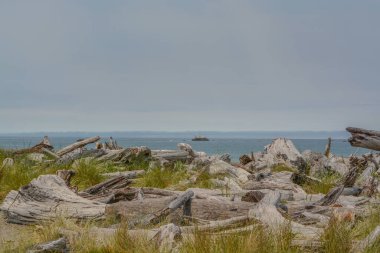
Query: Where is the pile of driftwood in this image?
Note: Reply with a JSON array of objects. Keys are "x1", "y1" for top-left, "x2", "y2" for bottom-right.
[{"x1": 1, "y1": 127, "x2": 380, "y2": 252}]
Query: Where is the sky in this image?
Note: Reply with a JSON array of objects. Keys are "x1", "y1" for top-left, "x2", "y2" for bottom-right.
[{"x1": 0, "y1": 0, "x2": 379, "y2": 133}]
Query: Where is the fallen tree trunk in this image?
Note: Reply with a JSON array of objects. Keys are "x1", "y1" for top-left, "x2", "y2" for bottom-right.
[
  {"x1": 107, "y1": 194, "x2": 255, "y2": 222},
  {"x1": 347, "y1": 127, "x2": 380, "y2": 151},
  {"x1": 352, "y1": 225, "x2": 380, "y2": 253},
  {"x1": 151, "y1": 150, "x2": 191, "y2": 162},
  {"x1": 248, "y1": 191, "x2": 321, "y2": 241},
  {"x1": 56, "y1": 136, "x2": 101, "y2": 157},
  {"x1": 0, "y1": 175, "x2": 106, "y2": 224},
  {"x1": 81, "y1": 176, "x2": 131, "y2": 195},
  {"x1": 130, "y1": 190, "x2": 194, "y2": 227},
  {"x1": 13, "y1": 137, "x2": 53, "y2": 155}
]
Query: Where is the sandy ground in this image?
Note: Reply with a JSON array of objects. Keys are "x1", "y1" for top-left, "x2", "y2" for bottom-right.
[{"x1": 0, "y1": 213, "x2": 34, "y2": 251}]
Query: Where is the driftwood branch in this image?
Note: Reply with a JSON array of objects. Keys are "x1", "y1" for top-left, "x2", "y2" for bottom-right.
[
  {"x1": 56, "y1": 136, "x2": 100, "y2": 157},
  {"x1": 347, "y1": 127, "x2": 380, "y2": 151}
]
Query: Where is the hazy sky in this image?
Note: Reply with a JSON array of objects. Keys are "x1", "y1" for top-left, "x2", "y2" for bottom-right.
[{"x1": 0, "y1": 0, "x2": 379, "y2": 132}]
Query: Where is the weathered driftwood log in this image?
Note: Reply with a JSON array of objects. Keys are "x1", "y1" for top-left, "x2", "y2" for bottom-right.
[
  {"x1": 152, "y1": 150, "x2": 191, "y2": 162},
  {"x1": 42, "y1": 148, "x2": 60, "y2": 159},
  {"x1": 208, "y1": 160, "x2": 250, "y2": 184},
  {"x1": 239, "y1": 154, "x2": 252, "y2": 165},
  {"x1": 107, "y1": 194, "x2": 255, "y2": 222},
  {"x1": 314, "y1": 158, "x2": 366, "y2": 206},
  {"x1": 13, "y1": 136, "x2": 53, "y2": 155},
  {"x1": 153, "y1": 223, "x2": 182, "y2": 252},
  {"x1": 101, "y1": 170, "x2": 145, "y2": 179},
  {"x1": 248, "y1": 191, "x2": 321, "y2": 241},
  {"x1": 347, "y1": 127, "x2": 380, "y2": 151},
  {"x1": 291, "y1": 172, "x2": 322, "y2": 186},
  {"x1": 80, "y1": 188, "x2": 139, "y2": 204},
  {"x1": 27, "y1": 237, "x2": 68, "y2": 253},
  {"x1": 1, "y1": 157, "x2": 14, "y2": 169},
  {"x1": 97, "y1": 147, "x2": 151, "y2": 164},
  {"x1": 104, "y1": 137, "x2": 122, "y2": 150},
  {"x1": 130, "y1": 190, "x2": 194, "y2": 227},
  {"x1": 352, "y1": 225, "x2": 380, "y2": 253},
  {"x1": 243, "y1": 171, "x2": 306, "y2": 196},
  {"x1": 181, "y1": 215, "x2": 250, "y2": 233},
  {"x1": 81, "y1": 176, "x2": 131, "y2": 195},
  {"x1": 177, "y1": 143, "x2": 196, "y2": 157},
  {"x1": 56, "y1": 136, "x2": 100, "y2": 157},
  {"x1": 241, "y1": 191, "x2": 265, "y2": 203},
  {"x1": 56, "y1": 170, "x2": 76, "y2": 186},
  {"x1": 57, "y1": 149, "x2": 106, "y2": 165},
  {"x1": 324, "y1": 137, "x2": 332, "y2": 157},
  {"x1": 244, "y1": 138, "x2": 306, "y2": 172},
  {"x1": 0, "y1": 175, "x2": 106, "y2": 224}
]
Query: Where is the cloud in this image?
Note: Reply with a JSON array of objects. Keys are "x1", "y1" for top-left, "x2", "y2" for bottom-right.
[{"x1": 0, "y1": 0, "x2": 379, "y2": 132}]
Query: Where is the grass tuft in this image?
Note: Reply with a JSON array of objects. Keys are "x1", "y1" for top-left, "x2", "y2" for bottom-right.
[
  {"x1": 134, "y1": 161, "x2": 188, "y2": 189},
  {"x1": 320, "y1": 218, "x2": 352, "y2": 253}
]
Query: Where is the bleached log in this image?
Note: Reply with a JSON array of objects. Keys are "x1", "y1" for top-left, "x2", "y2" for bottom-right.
[
  {"x1": 248, "y1": 191, "x2": 321, "y2": 241},
  {"x1": 42, "y1": 148, "x2": 60, "y2": 159},
  {"x1": 27, "y1": 237, "x2": 68, "y2": 253},
  {"x1": 208, "y1": 160, "x2": 250, "y2": 183},
  {"x1": 107, "y1": 194, "x2": 254, "y2": 222},
  {"x1": 81, "y1": 176, "x2": 131, "y2": 195},
  {"x1": 347, "y1": 127, "x2": 380, "y2": 151},
  {"x1": 324, "y1": 137, "x2": 332, "y2": 157},
  {"x1": 57, "y1": 149, "x2": 106, "y2": 165},
  {"x1": 56, "y1": 136, "x2": 100, "y2": 157},
  {"x1": 153, "y1": 223, "x2": 182, "y2": 252},
  {"x1": 181, "y1": 215, "x2": 250, "y2": 233},
  {"x1": 0, "y1": 175, "x2": 106, "y2": 224},
  {"x1": 56, "y1": 170, "x2": 75, "y2": 186},
  {"x1": 152, "y1": 150, "x2": 191, "y2": 162},
  {"x1": 246, "y1": 138, "x2": 306, "y2": 171},
  {"x1": 130, "y1": 190, "x2": 194, "y2": 227},
  {"x1": 1, "y1": 157, "x2": 14, "y2": 169},
  {"x1": 352, "y1": 225, "x2": 380, "y2": 253},
  {"x1": 177, "y1": 143, "x2": 196, "y2": 157},
  {"x1": 101, "y1": 170, "x2": 145, "y2": 179},
  {"x1": 13, "y1": 137, "x2": 53, "y2": 155}
]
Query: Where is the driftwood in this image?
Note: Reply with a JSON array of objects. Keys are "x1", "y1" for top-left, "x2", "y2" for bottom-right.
[
  {"x1": 347, "y1": 127, "x2": 380, "y2": 151},
  {"x1": 130, "y1": 190, "x2": 194, "y2": 227},
  {"x1": 56, "y1": 136, "x2": 100, "y2": 157},
  {"x1": 56, "y1": 170, "x2": 76, "y2": 187},
  {"x1": 352, "y1": 225, "x2": 380, "y2": 253},
  {"x1": 107, "y1": 194, "x2": 255, "y2": 222},
  {"x1": 27, "y1": 237, "x2": 68, "y2": 253},
  {"x1": 57, "y1": 149, "x2": 106, "y2": 164},
  {"x1": 1, "y1": 157, "x2": 14, "y2": 169},
  {"x1": 13, "y1": 136, "x2": 53, "y2": 155},
  {"x1": 0, "y1": 175, "x2": 106, "y2": 224},
  {"x1": 81, "y1": 176, "x2": 131, "y2": 195},
  {"x1": 324, "y1": 137, "x2": 332, "y2": 157},
  {"x1": 244, "y1": 138, "x2": 306, "y2": 171},
  {"x1": 152, "y1": 150, "x2": 191, "y2": 162},
  {"x1": 248, "y1": 191, "x2": 321, "y2": 241},
  {"x1": 104, "y1": 137, "x2": 122, "y2": 150},
  {"x1": 101, "y1": 170, "x2": 145, "y2": 179}
]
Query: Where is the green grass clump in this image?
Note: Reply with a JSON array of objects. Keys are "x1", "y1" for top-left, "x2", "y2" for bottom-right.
[
  {"x1": 302, "y1": 172, "x2": 340, "y2": 194},
  {"x1": 182, "y1": 223, "x2": 298, "y2": 253},
  {"x1": 320, "y1": 218, "x2": 352, "y2": 253},
  {"x1": 192, "y1": 171, "x2": 213, "y2": 189},
  {"x1": 272, "y1": 164, "x2": 296, "y2": 173},
  {"x1": 0, "y1": 159, "x2": 49, "y2": 200},
  {"x1": 134, "y1": 161, "x2": 188, "y2": 189},
  {"x1": 71, "y1": 159, "x2": 105, "y2": 190},
  {"x1": 353, "y1": 207, "x2": 380, "y2": 239}
]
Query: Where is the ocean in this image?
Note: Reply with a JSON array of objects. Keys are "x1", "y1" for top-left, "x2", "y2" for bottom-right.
[{"x1": 0, "y1": 136, "x2": 371, "y2": 161}]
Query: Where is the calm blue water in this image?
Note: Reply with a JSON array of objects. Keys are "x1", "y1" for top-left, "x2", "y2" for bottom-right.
[{"x1": 0, "y1": 136, "x2": 371, "y2": 161}]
